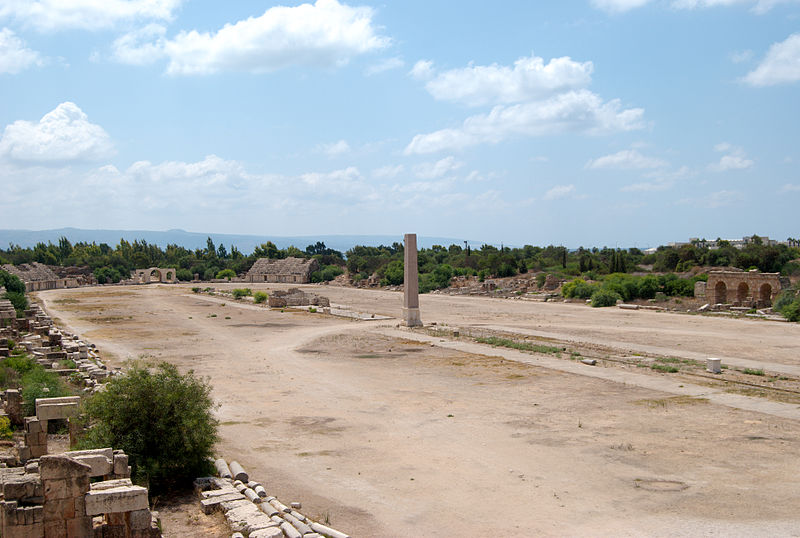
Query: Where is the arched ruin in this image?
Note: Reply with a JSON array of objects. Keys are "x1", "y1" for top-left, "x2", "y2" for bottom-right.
[
  {"x1": 133, "y1": 267, "x2": 177, "y2": 284},
  {"x1": 706, "y1": 270, "x2": 787, "y2": 308}
]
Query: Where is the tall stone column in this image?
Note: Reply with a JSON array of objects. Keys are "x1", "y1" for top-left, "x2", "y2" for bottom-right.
[{"x1": 403, "y1": 233, "x2": 423, "y2": 327}]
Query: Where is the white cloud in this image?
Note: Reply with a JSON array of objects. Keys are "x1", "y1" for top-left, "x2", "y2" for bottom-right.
[
  {"x1": 591, "y1": 0, "x2": 653, "y2": 13},
  {"x1": 543, "y1": 184, "x2": 575, "y2": 200},
  {"x1": 730, "y1": 49, "x2": 754, "y2": 63},
  {"x1": 405, "y1": 90, "x2": 645, "y2": 154},
  {"x1": 413, "y1": 156, "x2": 463, "y2": 179},
  {"x1": 409, "y1": 59, "x2": 434, "y2": 80},
  {"x1": 709, "y1": 144, "x2": 754, "y2": 171},
  {"x1": 371, "y1": 164, "x2": 404, "y2": 179},
  {"x1": 586, "y1": 149, "x2": 667, "y2": 170},
  {"x1": 743, "y1": 33, "x2": 800, "y2": 86},
  {"x1": 125, "y1": 0, "x2": 390, "y2": 75},
  {"x1": 422, "y1": 54, "x2": 593, "y2": 106},
  {"x1": 112, "y1": 24, "x2": 167, "y2": 65},
  {"x1": 780, "y1": 183, "x2": 800, "y2": 192},
  {"x1": 0, "y1": 102, "x2": 114, "y2": 163},
  {"x1": 679, "y1": 189, "x2": 743, "y2": 208},
  {"x1": 365, "y1": 56, "x2": 404, "y2": 76},
  {"x1": 0, "y1": 27, "x2": 41, "y2": 74},
  {"x1": 320, "y1": 139, "x2": 351, "y2": 157},
  {"x1": 0, "y1": 0, "x2": 181, "y2": 32}
]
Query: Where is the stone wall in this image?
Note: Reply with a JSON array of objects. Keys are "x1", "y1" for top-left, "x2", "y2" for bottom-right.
[{"x1": 706, "y1": 270, "x2": 787, "y2": 307}]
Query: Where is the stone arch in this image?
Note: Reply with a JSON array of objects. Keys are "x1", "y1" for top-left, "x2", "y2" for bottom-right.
[
  {"x1": 149, "y1": 268, "x2": 162, "y2": 282},
  {"x1": 165, "y1": 270, "x2": 173, "y2": 281},
  {"x1": 737, "y1": 282, "x2": 749, "y2": 304},
  {"x1": 760, "y1": 283, "x2": 773, "y2": 304},
  {"x1": 714, "y1": 281, "x2": 727, "y2": 304}
]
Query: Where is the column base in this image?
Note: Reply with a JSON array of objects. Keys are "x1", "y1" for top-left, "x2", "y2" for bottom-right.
[{"x1": 402, "y1": 307, "x2": 423, "y2": 327}]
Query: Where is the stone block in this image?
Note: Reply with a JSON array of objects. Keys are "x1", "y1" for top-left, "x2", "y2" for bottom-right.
[
  {"x1": 229, "y1": 460, "x2": 248, "y2": 482},
  {"x1": 84, "y1": 485, "x2": 149, "y2": 516},
  {"x1": 65, "y1": 516, "x2": 92, "y2": 538},
  {"x1": 43, "y1": 478, "x2": 68, "y2": 500},
  {"x1": 112, "y1": 453, "x2": 128, "y2": 476},
  {"x1": 219, "y1": 498, "x2": 251, "y2": 512},
  {"x1": 250, "y1": 527, "x2": 283, "y2": 538},
  {"x1": 71, "y1": 454, "x2": 112, "y2": 477},
  {"x1": 36, "y1": 401, "x2": 79, "y2": 422},
  {"x1": 43, "y1": 497, "x2": 75, "y2": 521},
  {"x1": 43, "y1": 519, "x2": 66, "y2": 538},
  {"x1": 90, "y1": 478, "x2": 133, "y2": 491},
  {"x1": 39, "y1": 454, "x2": 92, "y2": 481},
  {"x1": 200, "y1": 492, "x2": 246, "y2": 514}
]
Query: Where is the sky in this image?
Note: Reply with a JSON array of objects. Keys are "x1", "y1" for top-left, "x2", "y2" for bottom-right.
[{"x1": 0, "y1": 0, "x2": 798, "y2": 249}]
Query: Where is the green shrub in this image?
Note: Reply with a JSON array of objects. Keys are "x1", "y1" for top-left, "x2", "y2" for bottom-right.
[
  {"x1": 215, "y1": 269, "x2": 236, "y2": 280},
  {"x1": 21, "y1": 368, "x2": 71, "y2": 416},
  {"x1": 312, "y1": 265, "x2": 346, "y2": 283},
  {"x1": 80, "y1": 362, "x2": 218, "y2": 494},
  {"x1": 562, "y1": 278, "x2": 599, "y2": 299},
  {"x1": 176, "y1": 269, "x2": 193, "y2": 281},
  {"x1": 781, "y1": 300, "x2": 800, "y2": 322},
  {"x1": 591, "y1": 289, "x2": 621, "y2": 308},
  {"x1": 378, "y1": 260, "x2": 404, "y2": 286},
  {"x1": 191, "y1": 287, "x2": 201, "y2": 293},
  {"x1": 0, "y1": 416, "x2": 12, "y2": 439},
  {"x1": 0, "y1": 270, "x2": 25, "y2": 294},
  {"x1": 253, "y1": 291, "x2": 268, "y2": 304},
  {"x1": 231, "y1": 288, "x2": 252, "y2": 299}
]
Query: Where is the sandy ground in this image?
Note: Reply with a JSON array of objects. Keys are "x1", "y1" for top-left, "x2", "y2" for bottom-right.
[{"x1": 35, "y1": 284, "x2": 800, "y2": 537}]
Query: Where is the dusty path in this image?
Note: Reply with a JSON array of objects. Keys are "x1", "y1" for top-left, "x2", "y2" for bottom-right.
[{"x1": 36, "y1": 285, "x2": 800, "y2": 537}]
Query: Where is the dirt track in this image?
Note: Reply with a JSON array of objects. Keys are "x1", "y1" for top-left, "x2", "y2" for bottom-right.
[{"x1": 37, "y1": 284, "x2": 800, "y2": 537}]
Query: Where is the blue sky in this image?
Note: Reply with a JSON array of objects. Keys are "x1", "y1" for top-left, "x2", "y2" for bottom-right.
[{"x1": 0, "y1": 0, "x2": 798, "y2": 248}]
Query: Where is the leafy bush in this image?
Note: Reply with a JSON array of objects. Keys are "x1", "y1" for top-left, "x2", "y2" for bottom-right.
[
  {"x1": 94, "y1": 266, "x2": 122, "y2": 284},
  {"x1": 312, "y1": 265, "x2": 346, "y2": 283},
  {"x1": 231, "y1": 288, "x2": 252, "y2": 299},
  {"x1": 562, "y1": 278, "x2": 599, "y2": 299},
  {"x1": 176, "y1": 269, "x2": 193, "y2": 281},
  {"x1": 0, "y1": 270, "x2": 25, "y2": 294},
  {"x1": 780, "y1": 300, "x2": 800, "y2": 322},
  {"x1": 378, "y1": 260, "x2": 404, "y2": 286},
  {"x1": 215, "y1": 269, "x2": 236, "y2": 280},
  {"x1": 21, "y1": 367, "x2": 71, "y2": 416},
  {"x1": 191, "y1": 287, "x2": 201, "y2": 293},
  {"x1": 80, "y1": 362, "x2": 218, "y2": 493},
  {"x1": 591, "y1": 289, "x2": 621, "y2": 307},
  {"x1": 0, "y1": 416, "x2": 12, "y2": 439},
  {"x1": 253, "y1": 291, "x2": 268, "y2": 304}
]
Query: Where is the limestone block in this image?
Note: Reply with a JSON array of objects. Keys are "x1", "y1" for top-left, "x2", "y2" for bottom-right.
[
  {"x1": 39, "y1": 454, "x2": 91, "y2": 481},
  {"x1": 219, "y1": 498, "x2": 252, "y2": 512},
  {"x1": 84, "y1": 485, "x2": 149, "y2": 516},
  {"x1": 200, "y1": 487, "x2": 240, "y2": 500},
  {"x1": 254, "y1": 485, "x2": 267, "y2": 498},
  {"x1": 200, "y1": 492, "x2": 246, "y2": 514},
  {"x1": 43, "y1": 519, "x2": 66, "y2": 538},
  {"x1": 3, "y1": 474, "x2": 40, "y2": 500},
  {"x1": 89, "y1": 478, "x2": 133, "y2": 490},
  {"x1": 288, "y1": 509, "x2": 306, "y2": 521},
  {"x1": 25, "y1": 417, "x2": 42, "y2": 433},
  {"x1": 36, "y1": 401, "x2": 80, "y2": 422},
  {"x1": 249, "y1": 527, "x2": 283, "y2": 538},
  {"x1": 225, "y1": 502, "x2": 276, "y2": 533},
  {"x1": 113, "y1": 453, "x2": 129, "y2": 476},
  {"x1": 71, "y1": 454, "x2": 112, "y2": 477},
  {"x1": 65, "y1": 516, "x2": 91, "y2": 538},
  {"x1": 229, "y1": 460, "x2": 248, "y2": 482},
  {"x1": 129, "y1": 508, "x2": 152, "y2": 529}
]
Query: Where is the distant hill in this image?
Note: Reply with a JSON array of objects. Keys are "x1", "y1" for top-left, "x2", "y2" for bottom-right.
[{"x1": 0, "y1": 228, "x2": 484, "y2": 254}]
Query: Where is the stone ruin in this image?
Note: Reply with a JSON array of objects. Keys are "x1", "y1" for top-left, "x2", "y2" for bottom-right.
[
  {"x1": 130, "y1": 268, "x2": 177, "y2": 285},
  {"x1": 267, "y1": 289, "x2": 330, "y2": 308},
  {"x1": 0, "y1": 449, "x2": 160, "y2": 537},
  {"x1": 198, "y1": 458, "x2": 350, "y2": 538},
  {"x1": 699, "y1": 269, "x2": 789, "y2": 309}
]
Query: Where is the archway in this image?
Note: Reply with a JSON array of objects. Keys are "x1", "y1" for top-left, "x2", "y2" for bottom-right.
[
  {"x1": 149, "y1": 269, "x2": 161, "y2": 282},
  {"x1": 760, "y1": 283, "x2": 773, "y2": 305},
  {"x1": 714, "y1": 281, "x2": 727, "y2": 304},
  {"x1": 737, "y1": 282, "x2": 749, "y2": 304},
  {"x1": 165, "y1": 271, "x2": 173, "y2": 281}
]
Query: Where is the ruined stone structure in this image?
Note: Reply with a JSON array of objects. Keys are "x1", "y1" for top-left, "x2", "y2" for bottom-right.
[
  {"x1": 705, "y1": 270, "x2": 788, "y2": 307},
  {"x1": 1, "y1": 263, "x2": 78, "y2": 292},
  {"x1": 132, "y1": 267, "x2": 177, "y2": 284},
  {"x1": 267, "y1": 288, "x2": 329, "y2": 308},
  {"x1": 0, "y1": 450, "x2": 160, "y2": 537},
  {"x1": 246, "y1": 257, "x2": 319, "y2": 284},
  {"x1": 403, "y1": 233, "x2": 422, "y2": 327}
]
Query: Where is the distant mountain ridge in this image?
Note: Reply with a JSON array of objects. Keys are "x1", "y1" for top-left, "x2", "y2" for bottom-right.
[{"x1": 0, "y1": 228, "x2": 485, "y2": 254}]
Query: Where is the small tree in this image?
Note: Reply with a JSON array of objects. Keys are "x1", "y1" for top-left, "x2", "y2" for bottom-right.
[
  {"x1": 80, "y1": 362, "x2": 218, "y2": 493},
  {"x1": 215, "y1": 269, "x2": 236, "y2": 280}
]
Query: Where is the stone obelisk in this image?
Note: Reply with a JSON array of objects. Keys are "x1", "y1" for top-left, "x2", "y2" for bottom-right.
[{"x1": 403, "y1": 233, "x2": 423, "y2": 327}]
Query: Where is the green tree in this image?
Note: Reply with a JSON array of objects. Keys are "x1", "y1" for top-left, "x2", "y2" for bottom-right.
[{"x1": 80, "y1": 363, "x2": 218, "y2": 493}]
